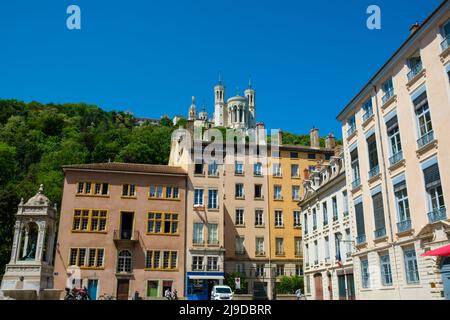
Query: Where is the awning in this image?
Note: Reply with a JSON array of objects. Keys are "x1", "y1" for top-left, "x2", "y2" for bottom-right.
[
  {"x1": 188, "y1": 275, "x2": 225, "y2": 280},
  {"x1": 421, "y1": 244, "x2": 450, "y2": 257}
]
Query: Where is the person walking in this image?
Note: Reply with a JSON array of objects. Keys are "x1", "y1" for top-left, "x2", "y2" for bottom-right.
[
  {"x1": 295, "y1": 288, "x2": 303, "y2": 301},
  {"x1": 164, "y1": 288, "x2": 172, "y2": 300}
]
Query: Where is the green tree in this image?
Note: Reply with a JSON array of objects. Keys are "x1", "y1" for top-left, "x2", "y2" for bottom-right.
[
  {"x1": 276, "y1": 275, "x2": 304, "y2": 294},
  {"x1": 224, "y1": 272, "x2": 249, "y2": 294},
  {"x1": 0, "y1": 142, "x2": 17, "y2": 186}
]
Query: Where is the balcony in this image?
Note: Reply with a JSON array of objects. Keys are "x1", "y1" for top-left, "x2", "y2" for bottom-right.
[
  {"x1": 382, "y1": 89, "x2": 395, "y2": 105},
  {"x1": 407, "y1": 62, "x2": 423, "y2": 82},
  {"x1": 368, "y1": 165, "x2": 380, "y2": 179},
  {"x1": 351, "y1": 178, "x2": 361, "y2": 190},
  {"x1": 333, "y1": 215, "x2": 339, "y2": 222},
  {"x1": 441, "y1": 35, "x2": 450, "y2": 51},
  {"x1": 417, "y1": 131, "x2": 434, "y2": 149},
  {"x1": 207, "y1": 240, "x2": 219, "y2": 246},
  {"x1": 389, "y1": 151, "x2": 404, "y2": 167},
  {"x1": 397, "y1": 219, "x2": 412, "y2": 233},
  {"x1": 343, "y1": 211, "x2": 349, "y2": 217},
  {"x1": 427, "y1": 207, "x2": 447, "y2": 224},
  {"x1": 374, "y1": 227, "x2": 386, "y2": 239},
  {"x1": 356, "y1": 234, "x2": 366, "y2": 245},
  {"x1": 323, "y1": 221, "x2": 328, "y2": 227},
  {"x1": 347, "y1": 125, "x2": 356, "y2": 138},
  {"x1": 235, "y1": 249, "x2": 246, "y2": 256},
  {"x1": 255, "y1": 251, "x2": 266, "y2": 257},
  {"x1": 362, "y1": 110, "x2": 374, "y2": 123},
  {"x1": 113, "y1": 230, "x2": 139, "y2": 246}
]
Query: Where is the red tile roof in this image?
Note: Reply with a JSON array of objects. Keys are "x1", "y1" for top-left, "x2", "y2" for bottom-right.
[{"x1": 63, "y1": 162, "x2": 187, "y2": 175}]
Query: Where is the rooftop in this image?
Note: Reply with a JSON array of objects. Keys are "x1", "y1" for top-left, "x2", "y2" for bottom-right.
[{"x1": 63, "y1": 162, "x2": 187, "y2": 175}]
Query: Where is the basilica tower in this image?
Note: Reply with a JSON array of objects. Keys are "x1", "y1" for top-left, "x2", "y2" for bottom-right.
[
  {"x1": 214, "y1": 75, "x2": 226, "y2": 127},
  {"x1": 244, "y1": 78, "x2": 256, "y2": 129}
]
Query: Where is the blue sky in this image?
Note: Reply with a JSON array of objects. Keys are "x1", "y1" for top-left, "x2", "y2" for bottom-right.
[{"x1": 0, "y1": 0, "x2": 443, "y2": 138}]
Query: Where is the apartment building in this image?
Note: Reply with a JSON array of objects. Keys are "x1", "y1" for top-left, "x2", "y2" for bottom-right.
[
  {"x1": 299, "y1": 153, "x2": 355, "y2": 300},
  {"x1": 53, "y1": 163, "x2": 187, "y2": 300},
  {"x1": 267, "y1": 129, "x2": 335, "y2": 290},
  {"x1": 337, "y1": 0, "x2": 450, "y2": 300}
]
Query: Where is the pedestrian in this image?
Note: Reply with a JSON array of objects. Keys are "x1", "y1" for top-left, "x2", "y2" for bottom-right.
[
  {"x1": 172, "y1": 289, "x2": 178, "y2": 300},
  {"x1": 295, "y1": 288, "x2": 303, "y2": 301},
  {"x1": 164, "y1": 288, "x2": 172, "y2": 300}
]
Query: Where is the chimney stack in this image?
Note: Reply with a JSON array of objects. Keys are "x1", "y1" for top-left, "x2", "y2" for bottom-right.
[
  {"x1": 310, "y1": 127, "x2": 320, "y2": 149},
  {"x1": 409, "y1": 22, "x2": 420, "y2": 35},
  {"x1": 325, "y1": 133, "x2": 336, "y2": 149}
]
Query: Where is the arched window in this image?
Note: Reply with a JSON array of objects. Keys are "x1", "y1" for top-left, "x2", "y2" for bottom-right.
[{"x1": 117, "y1": 250, "x2": 132, "y2": 273}]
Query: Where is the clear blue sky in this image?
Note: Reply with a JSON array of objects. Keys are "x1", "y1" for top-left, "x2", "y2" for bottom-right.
[{"x1": 0, "y1": 0, "x2": 443, "y2": 138}]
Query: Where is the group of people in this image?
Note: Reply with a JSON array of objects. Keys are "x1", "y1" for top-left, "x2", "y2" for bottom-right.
[{"x1": 164, "y1": 288, "x2": 178, "y2": 300}]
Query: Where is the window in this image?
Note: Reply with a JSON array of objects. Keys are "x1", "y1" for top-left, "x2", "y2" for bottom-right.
[
  {"x1": 414, "y1": 90, "x2": 433, "y2": 148},
  {"x1": 255, "y1": 209, "x2": 264, "y2": 227},
  {"x1": 256, "y1": 237, "x2": 265, "y2": 255},
  {"x1": 194, "y1": 188, "x2": 204, "y2": 206},
  {"x1": 193, "y1": 223, "x2": 204, "y2": 244},
  {"x1": 441, "y1": 20, "x2": 450, "y2": 50},
  {"x1": 208, "y1": 189, "x2": 218, "y2": 209},
  {"x1": 423, "y1": 163, "x2": 445, "y2": 222},
  {"x1": 312, "y1": 208, "x2": 317, "y2": 230},
  {"x1": 303, "y1": 213, "x2": 308, "y2": 234},
  {"x1": 147, "y1": 281, "x2": 159, "y2": 297},
  {"x1": 382, "y1": 78, "x2": 394, "y2": 104},
  {"x1": 149, "y1": 185, "x2": 179, "y2": 199},
  {"x1": 276, "y1": 264, "x2": 285, "y2": 277},
  {"x1": 350, "y1": 149, "x2": 360, "y2": 187},
  {"x1": 394, "y1": 180, "x2": 411, "y2": 231},
  {"x1": 335, "y1": 233, "x2": 342, "y2": 261},
  {"x1": 290, "y1": 152, "x2": 299, "y2": 159},
  {"x1": 122, "y1": 184, "x2": 136, "y2": 197},
  {"x1": 372, "y1": 192, "x2": 386, "y2": 238},
  {"x1": 308, "y1": 153, "x2": 316, "y2": 160},
  {"x1": 76, "y1": 182, "x2": 109, "y2": 196},
  {"x1": 386, "y1": 116, "x2": 403, "y2": 165},
  {"x1": 404, "y1": 248, "x2": 420, "y2": 284},
  {"x1": 305, "y1": 244, "x2": 309, "y2": 266},
  {"x1": 255, "y1": 264, "x2": 265, "y2": 277},
  {"x1": 117, "y1": 250, "x2": 132, "y2": 273},
  {"x1": 207, "y1": 257, "x2": 219, "y2": 271},
  {"x1": 274, "y1": 185, "x2": 282, "y2": 200},
  {"x1": 235, "y1": 236, "x2": 245, "y2": 255},
  {"x1": 355, "y1": 201, "x2": 366, "y2": 244},
  {"x1": 313, "y1": 240, "x2": 318, "y2": 264},
  {"x1": 235, "y1": 209, "x2": 244, "y2": 226},
  {"x1": 147, "y1": 213, "x2": 178, "y2": 234},
  {"x1": 407, "y1": 52, "x2": 423, "y2": 81},
  {"x1": 345, "y1": 229, "x2": 352, "y2": 257},
  {"x1": 235, "y1": 263, "x2": 245, "y2": 275},
  {"x1": 293, "y1": 210, "x2": 301, "y2": 228},
  {"x1": 69, "y1": 248, "x2": 104, "y2": 268},
  {"x1": 362, "y1": 98, "x2": 373, "y2": 121},
  {"x1": 208, "y1": 161, "x2": 218, "y2": 176},
  {"x1": 295, "y1": 237, "x2": 302, "y2": 256},
  {"x1": 276, "y1": 238, "x2": 284, "y2": 256},
  {"x1": 192, "y1": 256, "x2": 204, "y2": 271},
  {"x1": 324, "y1": 236, "x2": 330, "y2": 260},
  {"x1": 273, "y1": 163, "x2": 282, "y2": 177},
  {"x1": 72, "y1": 209, "x2": 107, "y2": 232},
  {"x1": 343, "y1": 191, "x2": 349, "y2": 215},
  {"x1": 254, "y1": 184, "x2": 263, "y2": 199},
  {"x1": 291, "y1": 164, "x2": 300, "y2": 177},
  {"x1": 380, "y1": 254, "x2": 393, "y2": 286},
  {"x1": 208, "y1": 224, "x2": 218, "y2": 245},
  {"x1": 235, "y1": 183, "x2": 245, "y2": 198},
  {"x1": 361, "y1": 259, "x2": 370, "y2": 288},
  {"x1": 194, "y1": 162, "x2": 204, "y2": 175},
  {"x1": 254, "y1": 162, "x2": 263, "y2": 176},
  {"x1": 367, "y1": 134, "x2": 379, "y2": 178},
  {"x1": 145, "y1": 250, "x2": 177, "y2": 270},
  {"x1": 322, "y1": 202, "x2": 328, "y2": 226},
  {"x1": 332, "y1": 196, "x2": 338, "y2": 221},
  {"x1": 347, "y1": 116, "x2": 356, "y2": 136},
  {"x1": 292, "y1": 186, "x2": 300, "y2": 201},
  {"x1": 275, "y1": 210, "x2": 283, "y2": 227},
  {"x1": 235, "y1": 161, "x2": 244, "y2": 175},
  {"x1": 295, "y1": 264, "x2": 303, "y2": 276}
]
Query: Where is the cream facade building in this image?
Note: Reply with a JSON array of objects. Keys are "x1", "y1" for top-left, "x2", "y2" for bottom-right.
[
  {"x1": 337, "y1": 1, "x2": 450, "y2": 300},
  {"x1": 300, "y1": 154, "x2": 355, "y2": 300}
]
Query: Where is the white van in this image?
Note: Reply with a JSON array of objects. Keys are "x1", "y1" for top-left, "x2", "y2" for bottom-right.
[{"x1": 211, "y1": 285, "x2": 234, "y2": 300}]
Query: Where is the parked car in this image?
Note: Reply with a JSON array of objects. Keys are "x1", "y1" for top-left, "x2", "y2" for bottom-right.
[{"x1": 211, "y1": 285, "x2": 234, "y2": 300}]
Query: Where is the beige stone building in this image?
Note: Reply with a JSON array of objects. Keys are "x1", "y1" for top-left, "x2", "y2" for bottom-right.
[
  {"x1": 53, "y1": 163, "x2": 187, "y2": 300},
  {"x1": 337, "y1": 1, "x2": 450, "y2": 300}
]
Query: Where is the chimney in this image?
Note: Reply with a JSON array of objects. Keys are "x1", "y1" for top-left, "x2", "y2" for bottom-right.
[
  {"x1": 409, "y1": 22, "x2": 420, "y2": 35},
  {"x1": 275, "y1": 129, "x2": 282, "y2": 145},
  {"x1": 325, "y1": 133, "x2": 336, "y2": 149},
  {"x1": 310, "y1": 127, "x2": 319, "y2": 148}
]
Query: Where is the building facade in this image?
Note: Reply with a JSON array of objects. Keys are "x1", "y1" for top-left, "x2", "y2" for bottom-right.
[
  {"x1": 267, "y1": 129, "x2": 335, "y2": 292},
  {"x1": 299, "y1": 154, "x2": 355, "y2": 300},
  {"x1": 53, "y1": 163, "x2": 187, "y2": 300},
  {"x1": 337, "y1": 0, "x2": 450, "y2": 300}
]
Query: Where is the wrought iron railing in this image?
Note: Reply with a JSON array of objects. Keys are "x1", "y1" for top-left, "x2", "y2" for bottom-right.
[
  {"x1": 368, "y1": 165, "x2": 380, "y2": 179},
  {"x1": 397, "y1": 219, "x2": 412, "y2": 233},
  {"x1": 352, "y1": 178, "x2": 361, "y2": 190},
  {"x1": 382, "y1": 88, "x2": 394, "y2": 105},
  {"x1": 356, "y1": 234, "x2": 366, "y2": 245},
  {"x1": 441, "y1": 35, "x2": 450, "y2": 51},
  {"x1": 427, "y1": 207, "x2": 447, "y2": 224},
  {"x1": 417, "y1": 130, "x2": 434, "y2": 149},
  {"x1": 389, "y1": 151, "x2": 403, "y2": 166},
  {"x1": 374, "y1": 227, "x2": 386, "y2": 239},
  {"x1": 407, "y1": 61, "x2": 423, "y2": 81}
]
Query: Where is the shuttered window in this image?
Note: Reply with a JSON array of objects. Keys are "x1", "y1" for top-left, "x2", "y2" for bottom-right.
[
  {"x1": 355, "y1": 203, "x2": 365, "y2": 237},
  {"x1": 423, "y1": 163, "x2": 441, "y2": 189},
  {"x1": 372, "y1": 192, "x2": 385, "y2": 231}
]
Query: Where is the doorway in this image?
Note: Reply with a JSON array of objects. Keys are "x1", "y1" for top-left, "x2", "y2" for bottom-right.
[
  {"x1": 117, "y1": 279, "x2": 130, "y2": 300},
  {"x1": 120, "y1": 212, "x2": 134, "y2": 240},
  {"x1": 346, "y1": 274, "x2": 356, "y2": 300},
  {"x1": 87, "y1": 279, "x2": 98, "y2": 300},
  {"x1": 442, "y1": 257, "x2": 450, "y2": 300},
  {"x1": 314, "y1": 273, "x2": 323, "y2": 300},
  {"x1": 327, "y1": 273, "x2": 333, "y2": 300}
]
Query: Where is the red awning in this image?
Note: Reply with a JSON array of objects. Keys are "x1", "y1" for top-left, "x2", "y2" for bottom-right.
[{"x1": 421, "y1": 244, "x2": 450, "y2": 257}]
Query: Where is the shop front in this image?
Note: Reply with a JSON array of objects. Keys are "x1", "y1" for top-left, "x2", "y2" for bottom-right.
[{"x1": 185, "y1": 272, "x2": 225, "y2": 300}]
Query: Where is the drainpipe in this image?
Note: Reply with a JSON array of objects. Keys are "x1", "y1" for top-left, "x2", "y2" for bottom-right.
[{"x1": 372, "y1": 84, "x2": 402, "y2": 300}]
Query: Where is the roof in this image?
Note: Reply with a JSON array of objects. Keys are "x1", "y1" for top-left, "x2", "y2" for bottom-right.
[
  {"x1": 278, "y1": 144, "x2": 335, "y2": 154},
  {"x1": 336, "y1": 0, "x2": 449, "y2": 121},
  {"x1": 63, "y1": 162, "x2": 187, "y2": 175}
]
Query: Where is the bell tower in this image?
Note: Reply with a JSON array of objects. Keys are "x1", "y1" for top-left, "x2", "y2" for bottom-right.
[
  {"x1": 0, "y1": 185, "x2": 57, "y2": 294},
  {"x1": 244, "y1": 78, "x2": 256, "y2": 129},
  {"x1": 214, "y1": 73, "x2": 226, "y2": 127}
]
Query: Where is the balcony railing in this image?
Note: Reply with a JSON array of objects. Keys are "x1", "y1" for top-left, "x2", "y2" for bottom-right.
[
  {"x1": 352, "y1": 178, "x2": 361, "y2": 190},
  {"x1": 343, "y1": 210, "x2": 349, "y2": 217},
  {"x1": 362, "y1": 110, "x2": 373, "y2": 123},
  {"x1": 207, "y1": 240, "x2": 219, "y2": 245},
  {"x1": 333, "y1": 215, "x2": 339, "y2": 222},
  {"x1": 347, "y1": 125, "x2": 356, "y2": 137},
  {"x1": 235, "y1": 249, "x2": 246, "y2": 256},
  {"x1": 323, "y1": 220, "x2": 328, "y2": 227},
  {"x1": 397, "y1": 219, "x2": 412, "y2": 233},
  {"x1": 382, "y1": 88, "x2": 394, "y2": 105},
  {"x1": 368, "y1": 165, "x2": 380, "y2": 179},
  {"x1": 389, "y1": 151, "x2": 404, "y2": 166},
  {"x1": 441, "y1": 35, "x2": 450, "y2": 51},
  {"x1": 113, "y1": 230, "x2": 139, "y2": 243},
  {"x1": 356, "y1": 234, "x2": 366, "y2": 245},
  {"x1": 417, "y1": 131, "x2": 434, "y2": 149},
  {"x1": 374, "y1": 227, "x2": 386, "y2": 239},
  {"x1": 407, "y1": 61, "x2": 423, "y2": 81},
  {"x1": 427, "y1": 207, "x2": 447, "y2": 224}
]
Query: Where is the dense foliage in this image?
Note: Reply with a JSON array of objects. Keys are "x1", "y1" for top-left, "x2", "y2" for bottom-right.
[
  {"x1": 224, "y1": 272, "x2": 249, "y2": 294},
  {"x1": 276, "y1": 275, "x2": 304, "y2": 294}
]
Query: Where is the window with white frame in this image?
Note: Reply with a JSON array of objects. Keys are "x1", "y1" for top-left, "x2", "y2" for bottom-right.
[
  {"x1": 256, "y1": 237, "x2": 265, "y2": 255},
  {"x1": 254, "y1": 162, "x2": 262, "y2": 176},
  {"x1": 394, "y1": 180, "x2": 410, "y2": 227},
  {"x1": 193, "y1": 223, "x2": 204, "y2": 244},
  {"x1": 207, "y1": 224, "x2": 218, "y2": 245},
  {"x1": 423, "y1": 163, "x2": 445, "y2": 215},
  {"x1": 386, "y1": 115, "x2": 403, "y2": 162},
  {"x1": 255, "y1": 264, "x2": 265, "y2": 277},
  {"x1": 207, "y1": 256, "x2": 219, "y2": 271},
  {"x1": 380, "y1": 253, "x2": 393, "y2": 286},
  {"x1": 324, "y1": 236, "x2": 330, "y2": 260},
  {"x1": 413, "y1": 90, "x2": 433, "y2": 147},
  {"x1": 295, "y1": 237, "x2": 302, "y2": 256},
  {"x1": 192, "y1": 256, "x2": 204, "y2": 270},
  {"x1": 255, "y1": 209, "x2": 264, "y2": 227},
  {"x1": 275, "y1": 210, "x2": 283, "y2": 227},
  {"x1": 291, "y1": 164, "x2": 299, "y2": 178},
  {"x1": 235, "y1": 183, "x2": 245, "y2": 198},
  {"x1": 117, "y1": 250, "x2": 132, "y2": 273},
  {"x1": 276, "y1": 264, "x2": 285, "y2": 277},
  {"x1": 273, "y1": 163, "x2": 282, "y2": 177},
  {"x1": 322, "y1": 202, "x2": 328, "y2": 225},
  {"x1": 194, "y1": 188, "x2": 204, "y2": 206},
  {"x1": 208, "y1": 189, "x2": 218, "y2": 209},
  {"x1": 293, "y1": 210, "x2": 301, "y2": 227},
  {"x1": 274, "y1": 185, "x2": 282, "y2": 200},
  {"x1": 292, "y1": 185, "x2": 300, "y2": 201},
  {"x1": 235, "y1": 236, "x2": 245, "y2": 255},
  {"x1": 276, "y1": 238, "x2": 284, "y2": 255},
  {"x1": 235, "y1": 161, "x2": 244, "y2": 175},
  {"x1": 235, "y1": 209, "x2": 245, "y2": 226},
  {"x1": 208, "y1": 161, "x2": 218, "y2": 176}
]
